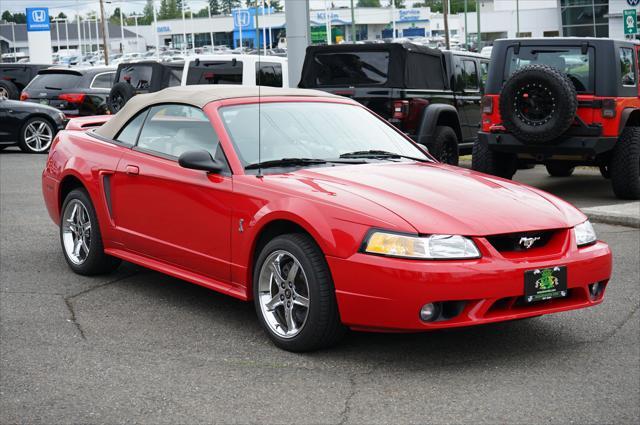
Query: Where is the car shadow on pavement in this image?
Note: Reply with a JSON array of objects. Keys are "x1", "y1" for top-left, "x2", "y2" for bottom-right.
[{"x1": 88, "y1": 263, "x2": 589, "y2": 370}]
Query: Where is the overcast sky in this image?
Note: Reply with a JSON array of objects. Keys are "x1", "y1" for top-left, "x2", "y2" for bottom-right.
[{"x1": 1, "y1": 0, "x2": 404, "y2": 17}]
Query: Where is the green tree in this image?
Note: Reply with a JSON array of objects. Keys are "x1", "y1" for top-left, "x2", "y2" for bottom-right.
[
  {"x1": 221, "y1": 0, "x2": 242, "y2": 14},
  {"x1": 357, "y1": 0, "x2": 381, "y2": 7},
  {"x1": 209, "y1": 0, "x2": 221, "y2": 15},
  {"x1": 1, "y1": 10, "x2": 13, "y2": 22},
  {"x1": 11, "y1": 12, "x2": 26, "y2": 24},
  {"x1": 413, "y1": 1, "x2": 475, "y2": 13},
  {"x1": 141, "y1": 0, "x2": 155, "y2": 24},
  {"x1": 394, "y1": 0, "x2": 406, "y2": 8}
]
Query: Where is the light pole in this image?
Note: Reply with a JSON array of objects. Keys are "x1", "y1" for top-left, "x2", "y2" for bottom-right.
[
  {"x1": 391, "y1": 0, "x2": 396, "y2": 41},
  {"x1": 516, "y1": 0, "x2": 520, "y2": 37},
  {"x1": 11, "y1": 22, "x2": 16, "y2": 62},
  {"x1": 324, "y1": 0, "x2": 331, "y2": 45},
  {"x1": 152, "y1": 0, "x2": 160, "y2": 59},
  {"x1": 54, "y1": 18, "x2": 61, "y2": 54},
  {"x1": 207, "y1": 3, "x2": 215, "y2": 49},
  {"x1": 181, "y1": 1, "x2": 187, "y2": 55},
  {"x1": 476, "y1": 0, "x2": 481, "y2": 50},
  {"x1": 120, "y1": 3, "x2": 125, "y2": 53},
  {"x1": 261, "y1": 0, "x2": 267, "y2": 51},
  {"x1": 76, "y1": 0, "x2": 82, "y2": 55}
]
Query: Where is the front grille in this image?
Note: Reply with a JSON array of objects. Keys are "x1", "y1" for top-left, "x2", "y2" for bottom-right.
[{"x1": 486, "y1": 230, "x2": 556, "y2": 253}]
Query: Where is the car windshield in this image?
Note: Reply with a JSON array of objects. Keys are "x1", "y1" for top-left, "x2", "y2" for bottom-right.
[
  {"x1": 504, "y1": 45, "x2": 594, "y2": 93},
  {"x1": 220, "y1": 102, "x2": 430, "y2": 168}
]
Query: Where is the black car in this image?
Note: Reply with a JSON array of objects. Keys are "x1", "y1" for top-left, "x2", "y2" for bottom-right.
[
  {"x1": 298, "y1": 43, "x2": 489, "y2": 164},
  {"x1": 21, "y1": 67, "x2": 116, "y2": 117},
  {"x1": 0, "y1": 98, "x2": 66, "y2": 153},
  {"x1": 0, "y1": 64, "x2": 50, "y2": 100}
]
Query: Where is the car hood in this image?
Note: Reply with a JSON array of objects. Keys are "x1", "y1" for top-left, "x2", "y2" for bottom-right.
[{"x1": 289, "y1": 162, "x2": 585, "y2": 236}]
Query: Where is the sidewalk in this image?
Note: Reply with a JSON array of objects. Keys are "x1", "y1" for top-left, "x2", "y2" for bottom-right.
[{"x1": 581, "y1": 202, "x2": 640, "y2": 228}]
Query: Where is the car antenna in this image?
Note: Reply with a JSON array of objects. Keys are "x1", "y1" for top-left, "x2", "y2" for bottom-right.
[{"x1": 256, "y1": 5, "x2": 263, "y2": 179}]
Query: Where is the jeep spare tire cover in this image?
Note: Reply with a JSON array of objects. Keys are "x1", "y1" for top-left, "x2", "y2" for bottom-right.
[
  {"x1": 499, "y1": 64, "x2": 577, "y2": 144},
  {"x1": 107, "y1": 82, "x2": 136, "y2": 114}
]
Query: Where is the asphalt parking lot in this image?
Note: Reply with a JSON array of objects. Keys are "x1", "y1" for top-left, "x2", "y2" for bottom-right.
[{"x1": 1, "y1": 149, "x2": 639, "y2": 424}]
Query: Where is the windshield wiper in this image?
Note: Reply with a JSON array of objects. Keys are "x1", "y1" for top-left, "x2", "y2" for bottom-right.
[
  {"x1": 339, "y1": 150, "x2": 431, "y2": 163},
  {"x1": 245, "y1": 158, "x2": 328, "y2": 170}
]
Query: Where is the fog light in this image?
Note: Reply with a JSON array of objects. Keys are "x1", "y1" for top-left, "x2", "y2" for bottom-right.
[
  {"x1": 589, "y1": 282, "x2": 604, "y2": 300},
  {"x1": 420, "y1": 303, "x2": 441, "y2": 322}
]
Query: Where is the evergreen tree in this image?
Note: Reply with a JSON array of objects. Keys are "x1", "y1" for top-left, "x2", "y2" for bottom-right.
[
  {"x1": 142, "y1": 0, "x2": 155, "y2": 25},
  {"x1": 221, "y1": 0, "x2": 242, "y2": 14},
  {"x1": 357, "y1": 0, "x2": 381, "y2": 7},
  {"x1": 1, "y1": 10, "x2": 13, "y2": 22},
  {"x1": 209, "y1": 0, "x2": 222, "y2": 15}
]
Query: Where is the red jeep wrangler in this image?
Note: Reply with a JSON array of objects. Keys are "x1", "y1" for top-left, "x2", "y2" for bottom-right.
[{"x1": 473, "y1": 38, "x2": 640, "y2": 200}]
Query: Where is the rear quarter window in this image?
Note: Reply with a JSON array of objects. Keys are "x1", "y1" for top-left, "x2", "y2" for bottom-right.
[
  {"x1": 620, "y1": 47, "x2": 636, "y2": 87},
  {"x1": 186, "y1": 60, "x2": 243, "y2": 85},
  {"x1": 311, "y1": 51, "x2": 389, "y2": 86},
  {"x1": 91, "y1": 72, "x2": 115, "y2": 89},
  {"x1": 118, "y1": 65, "x2": 152, "y2": 90},
  {"x1": 256, "y1": 62, "x2": 283, "y2": 87}
]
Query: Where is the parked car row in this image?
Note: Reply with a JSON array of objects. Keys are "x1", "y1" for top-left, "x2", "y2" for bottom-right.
[{"x1": 3, "y1": 38, "x2": 639, "y2": 200}]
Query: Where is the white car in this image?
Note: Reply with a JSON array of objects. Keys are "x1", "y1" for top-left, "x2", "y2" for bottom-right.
[{"x1": 181, "y1": 54, "x2": 288, "y2": 88}]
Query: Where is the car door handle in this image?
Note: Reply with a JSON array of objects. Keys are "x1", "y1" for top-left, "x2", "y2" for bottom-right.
[{"x1": 125, "y1": 165, "x2": 139, "y2": 175}]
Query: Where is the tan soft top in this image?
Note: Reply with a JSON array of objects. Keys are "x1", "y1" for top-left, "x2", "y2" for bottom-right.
[{"x1": 95, "y1": 85, "x2": 340, "y2": 140}]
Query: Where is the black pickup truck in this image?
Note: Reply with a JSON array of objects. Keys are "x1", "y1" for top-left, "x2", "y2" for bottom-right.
[{"x1": 298, "y1": 43, "x2": 489, "y2": 164}]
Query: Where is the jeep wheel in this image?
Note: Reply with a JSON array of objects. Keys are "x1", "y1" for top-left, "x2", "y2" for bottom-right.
[
  {"x1": 428, "y1": 126, "x2": 459, "y2": 166},
  {"x1": 471, "y1": 139, "x2": 517, "y2": 179},
  {"x1": 107, "y1": 82, "x2": 136, "y2": 114},
  {"x1": 500, "y1": 65, "x2": 577, "y2": 144},
  {"x1": 545, "y1": 162, "x2": 575, "y2": 177},
  {"x1": 611, "y1": 127, "x2": 640, "y2": 200}
]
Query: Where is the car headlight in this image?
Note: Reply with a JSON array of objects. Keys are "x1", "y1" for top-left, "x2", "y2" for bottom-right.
[
  {"x1": 575, "y1": 220, "x2": 597, "y2": 247},
  {"x1": 363, "y1": 231, "x2": 481, "y2": 260}
]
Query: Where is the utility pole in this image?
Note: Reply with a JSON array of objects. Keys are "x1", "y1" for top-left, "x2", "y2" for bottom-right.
[
  {"x1": 153, "y1": 0, "x2": 160, "y2": 59},
  {"x1": 443, "y1": 0, "x2": 450, "y2": 50},
  {"x1": 181, "y1": 1, "x2": 187, "y2": 54},
  {"x1": 119, "y1": 4, "x2": 125, "y2": 53},
  {"x1": 476, "y1": 0, "x2": 481, "y2": 50},
  {"x1": 207, "y1": 3, "x2": 214, "y2": 49},
  {"x1": 350, "y1": 0, "x2": 356, "y2": 42},
  {"x1": 76, "y1": 0, "x2": 82, "y2": 55},
  {"x1": 391, "y1": 0, "x2": 396, "y2": 41},
  {"x1": 99, "y1": 0, "x2": 110, "y2": 64},
  {"x1": 516, "y1": 0, "x2": 520, "y2": 37},
  {"x1": 464, "y1": 0, "x2": 468, "y2": 46}
]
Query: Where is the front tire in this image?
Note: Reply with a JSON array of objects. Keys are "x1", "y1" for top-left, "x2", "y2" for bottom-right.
[
  {"x1": 60, "y1": 188, "x2": 121, "y2": 275},
  {"x1": 545, "y1": 162, "x2": 575, "y2": 177},
  {"x1": 611, "y1": 127, "x2": 640, "y2": 200},
  {"x1": 18, "y1": 117, "x2": 55, "y2": 153},
  {"x1": 253, "y1": 233, "x2": 345, "y2": 352},
  {"x1": 471, "y1": 139, "x2": 517, "y2": 179}
]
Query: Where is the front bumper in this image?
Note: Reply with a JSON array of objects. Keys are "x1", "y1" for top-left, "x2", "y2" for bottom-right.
[
  {"x1": 478, "y1": 132, "x2": 616, "y2": 157},
  {"x1": 328, "y1": 233, "x2": 611, "y2": 332}
]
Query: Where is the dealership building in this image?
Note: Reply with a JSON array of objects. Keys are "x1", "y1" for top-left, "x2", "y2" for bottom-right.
[{"x1": 0, "y1": 1, "x2": 632, "y2": 59}]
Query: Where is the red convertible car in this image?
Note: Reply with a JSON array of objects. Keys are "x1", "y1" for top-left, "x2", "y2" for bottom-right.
[{"x1": 42, "y1": 85, "x2": 612, "y2": 351}]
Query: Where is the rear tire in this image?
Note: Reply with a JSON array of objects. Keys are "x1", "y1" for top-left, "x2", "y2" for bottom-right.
[
  {"x1": 427, "y1": 126, "x2": 459, "y2": 166},
  {"x1": 471, "y1": 139, "x2": 517, "y2": 179},
  {"x1": 545, "y1": 162, "x2": 575, "y2": 177},
  {"x1": 0, "y1": 80, "x2": 19, "y2": 100},
  {"x1": 253, "y1": 233, "x2": 346, "y2": 352},
  {"x1": 60, "y1": 188, "x2": 121, "y2": 275},
  {"x1": 611, "y1": 127, "x2": 640, "y2": 200}
]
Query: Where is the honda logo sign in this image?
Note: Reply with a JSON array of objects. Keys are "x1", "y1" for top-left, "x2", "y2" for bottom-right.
[{"x1": 26, "y1": 7, "x2": 50, "y2": 32}]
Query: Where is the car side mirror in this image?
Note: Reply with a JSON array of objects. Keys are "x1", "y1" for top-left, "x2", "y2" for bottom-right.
[{"x1": 178, "y1": 150, "x2": 224, "y2": 173}]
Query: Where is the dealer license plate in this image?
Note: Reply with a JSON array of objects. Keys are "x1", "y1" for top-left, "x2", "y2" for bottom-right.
[{"x1": 524, "y1": 266, "x2": 567, "y2": 303}]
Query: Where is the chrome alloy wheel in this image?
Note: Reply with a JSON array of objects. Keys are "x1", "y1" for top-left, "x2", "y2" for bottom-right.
[
  {"x1": 24, "y1": 120, "x2": 53, "y2": 152},
  {"x1": 258, "y1": 250, "x2": 310, "y2": 338},
  {"x1": 61, "y1": 200, "x2": 92, "y2": 265},
  {"x1": 0, "y1": 87, "x2": 8, "y2": 100}
]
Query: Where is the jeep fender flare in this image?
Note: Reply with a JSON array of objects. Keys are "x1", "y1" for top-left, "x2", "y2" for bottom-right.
[
  {"x1": 416, "y1": 104, "x2": 462, "y2": 147},
  {"x1": 618, "y1": 108, "x2": 640, "y2": 134}
]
